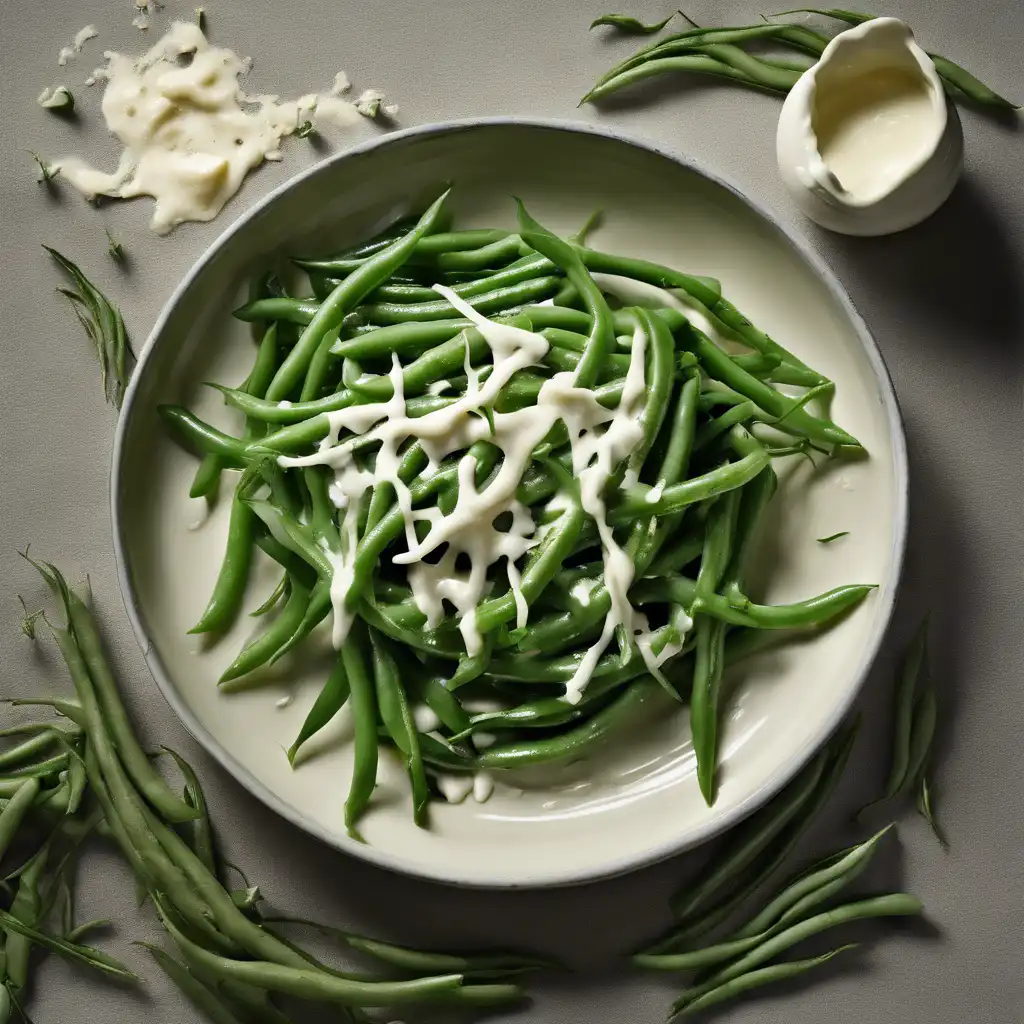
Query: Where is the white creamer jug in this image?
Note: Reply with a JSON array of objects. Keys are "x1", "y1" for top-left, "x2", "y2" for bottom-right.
[{"x1": 776, "y1": 17, "x2": 963, "y2": 236}]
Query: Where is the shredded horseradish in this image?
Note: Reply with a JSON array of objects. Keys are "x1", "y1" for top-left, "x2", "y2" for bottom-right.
[
  {"x1": 53, "y1": 22, "x2": 394, "y2": 233},
  {"x1": 279, "y1": 288, "x2": 686, "y2": 705}
]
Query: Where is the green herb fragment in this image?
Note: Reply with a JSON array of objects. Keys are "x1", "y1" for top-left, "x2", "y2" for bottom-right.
[
  {"x1": 590, "y1": 12, "x2": 674, "y2": 34},
  {"x1": 106, "y1": 230, "x2": 125, "y2": 264},
  {"x1": 916, "y1": 774, "x2": 948, "y2": 849},
  {"x1": 295, "y1": 119, "x2": 318, "y2": 139},
  {"x1": 17, "y1": 596, "x2": 44, "y2": 639},
  {"x1": 45, "y1": 247, "x2": 132, "y2": 408},
  {"x1": 30, "y1": 152, "x2": 57, "y2": 184},
  {"x1": 37, "y1": 86, "x2": 75, "y2": 113},
  {"x1": 816, "y1": 531, "x2": 849, "y2": 543}
]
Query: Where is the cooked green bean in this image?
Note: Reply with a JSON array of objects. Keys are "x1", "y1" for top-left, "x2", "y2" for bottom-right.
[
  {"x1": 636, "y1": 825, "x2": 891, "y2": 970},
  {"x1": 265, "y1": 190, "x2": 451, "y2": 401},
  {"x1": 674, "y1": 944, "x2": 855, "y2": 1017},
  {"x1": 779, "y1": 9, "x2": 1018, "y2": 109},
  {"x1": 341, "y1": 621, "x2": 379, "y2": 841},
  {"x1": 370, "y1": 630, "x2": 429, "y2": 827},
  {"x1": 671, "y1": 894, "x2": 922, "y2": 1013},
  {"x1": 860, "y1": 618, "x2": 941, "y2": 836},
  {"x1": 586, "y1": 9, "x2": 1017, "y2": 114}
]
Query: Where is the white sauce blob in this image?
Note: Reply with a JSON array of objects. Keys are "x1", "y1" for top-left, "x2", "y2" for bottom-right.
[
  {"x1": 813, "y1": 67, "x2": 933, "y2": 201},
  {"x1": 58, "y1": 25, "x2": 98, "y2": 65},
  {"x1": 52, "y1": 22, "x2": 393, "y2": 233}
]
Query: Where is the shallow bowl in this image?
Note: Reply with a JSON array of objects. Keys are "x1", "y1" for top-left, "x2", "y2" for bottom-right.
[{"x1": 113, "y1": 118, "x2": 907, "y2": 888}]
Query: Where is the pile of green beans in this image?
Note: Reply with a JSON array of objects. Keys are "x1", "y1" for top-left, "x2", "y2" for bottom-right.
[
  {"x1": 634, "y1": 723, "x2": 926, "y2": 1018},
  {"x1": 0, "y1": 559, "x2": 540, "y2": 1021},
  {"x1": 161, "y1": 187, "x2": 874, "y2": 830},
  {"x1": 583, "y1": 9, "x2": 1018, "y2": 111}
]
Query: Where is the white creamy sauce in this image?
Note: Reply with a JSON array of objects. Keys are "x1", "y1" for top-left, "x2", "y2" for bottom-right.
[
  {"x1": 275, "y1": 694, "x2": 293, "y2": 709},
  {"x1": 472, "y1": 731, "x2": 497, "y2": 750},
  {"x1": 814, "y1": 68, "x2": 933, "y2": 200},
  {"x1": 436, "y1": 774, "x2": 474, "y2": 804},
  {"x1": 472, "y1": 772, "x2": 494, "y2": 803},
  {"x1": 280, "y1": 290, "x2": 689, "y2": 704},
  {"x1": 412, "y1": 705, "x2": 441, "y2": 734},
  {"x1": 52, "y1": 22, "x2": 389, "y2": 233},
  {"x1": 58, "y1": 25, "x2": 98, "y2": 65}
]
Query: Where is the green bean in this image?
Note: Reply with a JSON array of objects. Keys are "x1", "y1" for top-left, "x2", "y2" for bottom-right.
[
  {"x1": 636, "y1": 825, "x2": 891, "y2": 970},
  {"x1": 341, "y1": 621, "x2": 379, "y2": 841},
  {"x1": 288, "y1": 654, "x2": 350, "y2": 765},
  {"x1": 591, "y1": 12, "x2": 676, "y2": 34},
  {"x1": 432, "y1": 234, "x2": 525, "y2": 272},
  {"x1": 267, "y1": 918, "x2": 548, "y2": 979},
  {"x1": 153, "y1": 897, "x2": 464, "y2": 1007},
  {"x1": 611, "y1": 426, "x2": 771, "y2": 522},
  {"x1": 584, "y1": 54, "x2": 789, "y2": 104},
  {"x1": 0, "y1": 778, "x2": 40, "y2": 866},
  {"x1": 370, "y1": 631, "x2": 429, "y2": 828},
  {"x1": 66, "y1": 662, "x2": 234, "y2": 953},
  {"x1": 161, "y1": 748, "x2": 218, "y2": 879},
  {"x1": 517, "y1": 201, "x2": 614, "y2": 389},
  {"x1": 265, "y1": 190, "x2": 450, "y2": 402},
  {"x1": 675, "y1": 944, "x2": 855, "y2": 1017},
  {"x1": 251, "y1": 572, "x2": 289, "y2": 617},
  {"x1": 160, "y1": 405, "x2": 247, "y2": 464},
  {"x1": 903, "y1": 687, "x2": 937, "y2": 798},
  {"x1": 420, "y1": 675, "x2": 472, "y2": 735},
  {"x1": 2, "y1": 752, "x2": 69, "y2": 779},
  {"x1": 189, "y1": 491, "x2": 255, "y2": 635},
  {"x1": 779, "y1": 9, "x2": 1018, "y2": 109},
  {"x1": 672, "y1": 894, "x2": 922, "y2": 1013},
  {"x1": 360, "y1": 275, "x2": 561, "y2": 324},
  {"x1": 860, "y1": 618, "x2": 930, "y2": 814},
  {"x1": 669, "y1": 745, "x2": 827, "y2": 925},
  {"x1": 294, "y1": 229, "x2": 511, "y2": 274},
  {"x1": 142, "y1": 943, "x2": 248, "y2": 1024},
  {"x1": 28, "y1": 559, "x2": 198, "y2": 824},
  {"x1": 681, "y1": 326, "x2": 856, "y2": 448},
  {"x1": 0, "y1": 909, "x2": 139, "y2": 985},
  {"x1": 688, "y1": 486, "x2": 742, "y2": 805},
  {"x1": 916, "y1": 774, "x2": 947, "y2": 848},
  {"x1": 473, "y1": 492, "x2": 585, "y2": 638},
  {"x1": 218, "y1": 577, "x2": 312, "y2": 683},
  {"x1": 632, "y1": 577, "x2": 875, "y2": 629},
  {"x1": 0, "y1": 729, "x2": 65, "y2": 771},
  {"x1": 299, "y1": 326, "x2": 340, "y2": 402},
  {"x1": 234, "y1": 296, "x2": 320, "y2": 325},
  {"x1": 476, "y1": 678, "x2": 672, "y2": 769},
  {"x1": 650, "y1": 723, "x2": 856, "y2": 953}
]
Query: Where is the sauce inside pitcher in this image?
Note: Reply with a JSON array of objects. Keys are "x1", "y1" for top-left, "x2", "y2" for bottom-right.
[
  {"x1": 813, "y1": 66, "x2": 934, "y2": 202},
  {"x1": 776, "y1": 17, "x2": 964, "y2": 236}
]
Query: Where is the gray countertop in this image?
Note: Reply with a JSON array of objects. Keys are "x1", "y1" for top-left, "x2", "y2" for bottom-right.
[{"x1": 1, "y1": 1, "x2": 1021, "y2": 1022}]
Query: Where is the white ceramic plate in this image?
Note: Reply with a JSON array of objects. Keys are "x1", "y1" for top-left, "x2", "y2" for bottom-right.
[{"x1": 113, "y1": 119, "x2": 907, "y2": 888}]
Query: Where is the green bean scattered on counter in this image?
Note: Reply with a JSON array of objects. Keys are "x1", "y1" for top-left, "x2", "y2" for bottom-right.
[
  {"x1": 591, "y1": 12, "x2": 678, "y2": 35},
  {"x1": 583, "y1": 9, "x2": 1018, "y2": 111},
  {"x1": 0, "y1": 560, "x2": 538, "y2": 1022},
  {"x1": 860, "y1": 618, "x2": 946, "y2": 846},
  {"x1": 634, "y1": 721, "x2": 927, "y2": 1019},
  {"x1": 161, "y1": 187, "x2": 875, "y2": 830}
]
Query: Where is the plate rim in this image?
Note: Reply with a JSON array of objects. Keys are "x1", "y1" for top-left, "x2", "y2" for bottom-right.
[{"x1": 110, "y1": 115, "x2": 909, "y2": 889}]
